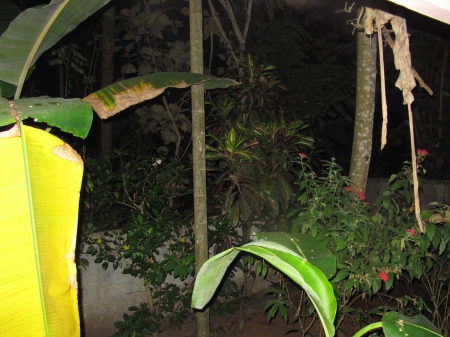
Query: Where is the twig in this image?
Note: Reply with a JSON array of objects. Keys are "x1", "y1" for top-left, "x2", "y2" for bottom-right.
[
  {"x1": 207, "y1": 0, "x2": 240, "y2": 70},
  {"x1": 162, "y1": 96, "x2": 182, "y2": 160}
]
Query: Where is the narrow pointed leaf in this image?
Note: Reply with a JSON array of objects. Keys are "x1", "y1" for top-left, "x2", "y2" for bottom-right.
[
  {"x1": 0, "y1": 97, "x2": 93, "y2": 138},
  {"x1": 228, "y1": 201, "x2": 240, "y2": 227},
  {"x1": 0, "y1": 125, "x2": 83, "y2": 336},
  {"x1": 191, "y1": 240, "x2": 336, "y2": 337},
  {"x1": 84, "y1": 72, "x2": 239, "y2": 119},
  {"x1": 0, "y1": 0, "x2": 111, "y2": 88},
  {"x1": 232, "y1": 149, "x2": 254, "y2": 162}
]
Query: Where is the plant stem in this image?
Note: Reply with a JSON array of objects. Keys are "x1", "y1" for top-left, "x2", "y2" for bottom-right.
[{"x1": 353, "y1": 322, "x2": 382, "y2": 337}]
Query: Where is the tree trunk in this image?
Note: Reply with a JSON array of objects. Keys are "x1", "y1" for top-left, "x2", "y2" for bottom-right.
[
  {"x1": 189, "y1": 0, "x2": 210, "y2": 337},
  {"x1": 100, "y1": 4, "x2": 115, "y2": 158},
  {"x1": 349, "y1": 31, "x2": 377, "y2": 195}
]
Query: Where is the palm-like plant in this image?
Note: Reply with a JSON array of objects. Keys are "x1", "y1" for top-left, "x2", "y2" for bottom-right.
[
  {"x1": 238, "y1": 54, "x2": 287, "y2": 122},
  {"x1": 207, "y1": 119, "x2": 314, "y2": 233}
]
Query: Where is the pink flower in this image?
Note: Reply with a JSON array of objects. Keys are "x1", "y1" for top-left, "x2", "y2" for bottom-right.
[
  {"x1": 417, "y1": 149, "x2": 428, "y2": 157},
  {"x1": 378, "y1": 272, "x2": 389, "y2": 282},
  {"x1": 298, "y1": 152, "x2": 307, "y2": 158},
  {"x1": 405, "y1": 228, "x2": 417, "y2": 237}
]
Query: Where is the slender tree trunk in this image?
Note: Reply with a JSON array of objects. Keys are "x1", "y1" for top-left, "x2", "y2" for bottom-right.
[
  {"x1": 189, "y1": 0, "x2": 210, "y2": 336},
  {"x1": 349, "y1": 31, "x2": 377, "y2": 195},
  {"x1": 100, "y1": 4, "x2": 115, "y2": 158}
]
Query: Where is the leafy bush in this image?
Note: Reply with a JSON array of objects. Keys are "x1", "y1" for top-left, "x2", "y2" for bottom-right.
[
  {"x1": 82, "y1": 151, "x2": 195, "y2": 335},
  {"x1": 273, "y1": 155, "x2": 450, "y2": 335}
]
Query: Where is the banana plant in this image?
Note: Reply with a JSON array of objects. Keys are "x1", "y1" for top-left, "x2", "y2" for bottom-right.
[
  {"x1": 191, "y1": 233, "x2": 337, "y2": 337},
  {"x1": 191, "y1": 233, "x2": 444, "y2": 337},
  {"x1": 355, "y1": 312, "x2": 444, "y2": 337},
  {"x1": 0, "y1": 1, "x2": 110, "y2": 336}
]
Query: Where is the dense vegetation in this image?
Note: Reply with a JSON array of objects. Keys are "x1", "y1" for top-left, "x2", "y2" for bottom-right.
[{"x1": 11, "y1": 0, "x2": 450, "y2": 336}]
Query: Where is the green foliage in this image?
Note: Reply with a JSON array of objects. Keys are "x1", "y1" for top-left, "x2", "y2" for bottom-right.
[
  {"x1": 83, "y1": 151, "x2": 195, "y2": 333},
  {"x1": 113, "y1": 303, "x2": 158, "y2": 337},
  {"x1": 206, "y1": 119, "x2": 314, "y2": 233},
  {"x1": 237, "y1": 54, "x2": 287, "y2": 121},
  {"x1": 246, "y1": 3, "x2": 356, "y2": 164},
  {"x1": 117, "y1": 3, "x2": 189, "y2": 76},
  {"x1": 47, "y1": 43, "x2": 91, "y2": 98}
]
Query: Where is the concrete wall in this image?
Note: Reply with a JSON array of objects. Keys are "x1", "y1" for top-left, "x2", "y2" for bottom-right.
[
  {"x1": 79, "y1": 179, "x2": 450, "y2": 336},
  {"x1": 366, "y1": 178, "x2": 450, "y2": 208}
]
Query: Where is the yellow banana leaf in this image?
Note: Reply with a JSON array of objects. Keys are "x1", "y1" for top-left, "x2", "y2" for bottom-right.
[{"x1": 0, "y1": 124, "x2": 83, "y2": 336}]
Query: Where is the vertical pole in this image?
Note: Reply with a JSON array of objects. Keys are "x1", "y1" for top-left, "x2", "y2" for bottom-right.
[{"x1": 189, "y1": 0, "x2": 210, "y2": 336}]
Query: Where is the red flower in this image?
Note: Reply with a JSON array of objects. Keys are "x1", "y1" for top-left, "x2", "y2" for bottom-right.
[
  {"x1": 405, "y1": 228, "x2": 417, "y2": 237},
  {"x1": 344, "y1": 186, "x2": 352, "y2": 192},
  {"x1": 378, "y1": 272, "x2": 389, "y2": 282},
  {"x1": 298, "y1": 152, "x2": 307, "y2": 158},
  {"x1": 417, "y1": 149, "x2": 429, "y2": 157},
  {"x1": 354, "y1": 190, "x2": 366, "y2": 201}
]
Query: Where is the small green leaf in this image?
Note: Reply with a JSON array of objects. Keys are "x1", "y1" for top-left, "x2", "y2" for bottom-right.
[
  {"x1": 427, "y1": 223, "x2": 436, "y2": 241},
  {"x1": 324, "y1": 204, "x2": 333, "y2": 217},
  {"x1": 332, "y1": 269, "x2": 349, "y2": 283},
  {"x1": 336, "y1": 237, "x2": 345, "y2": 251}
]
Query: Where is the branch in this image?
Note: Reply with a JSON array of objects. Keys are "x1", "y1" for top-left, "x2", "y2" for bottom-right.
[
  {"x1": 242, "y1": 0, "x2": 253, "y2": 47},
  {"x1": 207, "y1": 0, "x2": 241, "y2": 69},
  {"x1": 162, "y1": 96, "x2": 181, "y2": 160},
  {"x1": 218, "y1": 0, "x2": 245, "y2": 52}
]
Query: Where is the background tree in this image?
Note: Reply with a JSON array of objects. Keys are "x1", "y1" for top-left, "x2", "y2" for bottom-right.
[{"x1": 349, "y1": 26, "x2": 377, "y2": 195}]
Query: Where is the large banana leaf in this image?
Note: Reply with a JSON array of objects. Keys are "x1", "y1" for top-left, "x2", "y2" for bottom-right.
[
  {"x1": 382, "y1": 312, "x2": 443, "y2": 337},
  {"x1": 84, "y1": 72, "x2": 239, "y2": 119},
  {"x1": 0, "y1": 96, "x2": 93, "y2": 138},
  {"x1": 0, "y1": 124, "x2": 84, "y2": 336},
  {"x1": 0, "y1": 0, "x2": 110, "y2": 96},
  {"x1": 256, "y1": 232, "x2": 336, "y2": 279},
  {"x1": 191, "y1": 240, "x2": 336, "y2": 337},
  {"x1": 354, "y1": 312, "x2": 443, "y2": 337}
]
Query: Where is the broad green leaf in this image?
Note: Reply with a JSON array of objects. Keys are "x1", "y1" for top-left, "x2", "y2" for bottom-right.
[
  {"x1": 0, "y1": 80, "x2": 17, "y2": 98},
  {"x1": 191, "y1": 240, "x2": 336, "y2": 337},
  {"x1": 382, "y1": 312, "x2": 443, "y2": 337},
  {"x1": 0, "y1": 96, "x2": 93, "y2": 138},
  {"x1": 0, "y1": 0, "x2": 21, "y2": 37},
  {"x1": 255, "y1": 232, "x2": 336, "y2": 279},
  {"x1": 84, "y1": 72, "x2": 239, "y2": 119},
  {"x1": 0, "y1": 124, "x2": 83, "y2": 336},
  {"x1": 0, "y1": 0, "x2": 111, "y2": 94}
]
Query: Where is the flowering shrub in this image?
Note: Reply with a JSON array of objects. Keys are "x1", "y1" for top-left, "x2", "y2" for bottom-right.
[{"x1": 280, "y1": 156, "x2": 450, "y2": 334}]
